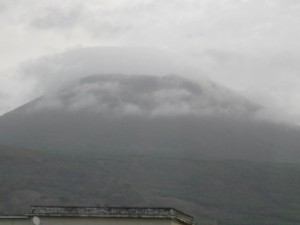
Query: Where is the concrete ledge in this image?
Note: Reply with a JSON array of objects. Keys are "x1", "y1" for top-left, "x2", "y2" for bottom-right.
[{"x1": 26, "y1": 206, "x2": 194, "y2": 225}]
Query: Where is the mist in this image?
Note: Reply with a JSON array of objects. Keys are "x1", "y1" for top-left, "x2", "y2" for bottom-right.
[
  {"x1": 1, "y1": 0, "x2": 300, "y2": 124},
  {"x1": 2, "y1": 46, "x2": 288, "y2": 125},
  {"x1": 25, "y1": 74, "x2": 259, "y2": 119},
  {"x1": 20, "y1": 47, "x2": 200, "y2": 94}
]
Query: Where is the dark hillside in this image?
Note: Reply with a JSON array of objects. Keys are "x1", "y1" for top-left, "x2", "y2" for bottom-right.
[{"x1": 1, "y1": 145, "x2": 300, "y2": 225}]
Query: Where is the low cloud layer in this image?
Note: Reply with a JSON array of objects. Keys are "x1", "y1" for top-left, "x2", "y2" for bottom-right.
[
  {"x1": 28, "y1": 74, "x2": 260, "y2": 119},
  {"x1": 197, "y1": 50, "x2": 300, "y2": 124},
  {"x1": 20, "y1": 47, "x2": 200, "y2": 95},
  {"x1": 0, "y1": 46, "x2": 295, "y2": 124},
  {"x1": 1, "y1": 47, "x2": 200, "y2": 115},
  {"x1": 0, "y1": 0, "x2": 300, "y2": 124}
]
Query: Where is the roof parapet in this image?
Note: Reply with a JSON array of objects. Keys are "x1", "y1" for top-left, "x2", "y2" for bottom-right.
[{"x1": 27, "y1": 206, "x2": 194, "y2": 225}]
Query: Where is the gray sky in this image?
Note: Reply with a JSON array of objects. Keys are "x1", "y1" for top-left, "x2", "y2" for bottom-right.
[{"x1": 0, "y1": 0, "x2": 300, "y2": 124}]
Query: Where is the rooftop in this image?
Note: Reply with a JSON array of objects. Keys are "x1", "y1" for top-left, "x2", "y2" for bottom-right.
[{"x1": 27, "y1": 206, "x2": 194, "y2": 225}]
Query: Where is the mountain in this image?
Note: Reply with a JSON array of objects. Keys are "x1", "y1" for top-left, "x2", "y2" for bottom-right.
[
  {"x1": 1, "y1": 74, "x2": 300, "y2": 225},
  {"x1": 0, "y1": 74, "x2": 299, "y2": 162}
]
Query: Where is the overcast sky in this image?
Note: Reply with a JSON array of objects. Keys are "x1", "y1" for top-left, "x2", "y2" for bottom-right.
[{"x1": 0, "y1": 0, "x2": 300, "y2": 124}]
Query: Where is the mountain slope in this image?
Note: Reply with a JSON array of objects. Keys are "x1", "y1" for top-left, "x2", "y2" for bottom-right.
[{"x1": 0, "y1": 74, "x2": 299, "y2": 162}]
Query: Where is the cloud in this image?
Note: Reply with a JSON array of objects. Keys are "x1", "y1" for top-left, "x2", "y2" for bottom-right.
[
  {"x1": 0, "y1": 44, "x2": 297, "y2": 125},
  {"x1": 20, "y1": 46, "x2": 201, "y2": 95},
  {"x1": 28, "y1": 74, "x2": 260, "y2": 120},
  {"x1": 0, "y1": 2, "x2": 7, "y2": 12},
  {"x1": 25, "y1": 1, "x2": 134, "y2": 38},
  {"x1": 195, "y1": 49, "x2": 300, "y2": 124},
  {"x1": 9, "y1": 0, "x2": 298, "y2": 53},
  {"x1": 0, "y1": 68, "x2": 36, "y2": 115},
  {"x1": 7, "y1": 46, "x2": 295, "y2": 124},
  {"x1": 1, "y1": 0, "x2": 300, "y2": 53},
  {"x1": 30, "y1": 5, "x2": 83, "y2": 29},
  {"x1": 0, "y1": 0, "x2": 299, "y2": 124}
]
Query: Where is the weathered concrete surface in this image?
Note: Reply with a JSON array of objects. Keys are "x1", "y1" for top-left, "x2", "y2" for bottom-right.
[
  {"x1": 28, "y1": 206, "x2": 194, "y2": 224},
  {"x1": 0, "y1": 206, "x2": 194, "y2": 225}
]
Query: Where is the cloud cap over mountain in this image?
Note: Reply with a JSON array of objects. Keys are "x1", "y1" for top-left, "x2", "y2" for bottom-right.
[
  {"x1": 25, "y1": 74, "x2": 260, "y2": 118},
  {"x1": 21, "y1": 47, "x2": 200, "y2": 95}
]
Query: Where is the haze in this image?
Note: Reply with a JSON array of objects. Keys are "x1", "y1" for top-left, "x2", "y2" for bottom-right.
[{"x1": 0, "y1": 0, "x2": 300, "y2": 124}]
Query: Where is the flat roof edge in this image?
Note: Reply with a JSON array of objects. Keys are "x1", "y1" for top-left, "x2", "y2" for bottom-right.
[
  {"x1": 1, "y1": 206, "x2": 194, "y2": 225},
  {"x1": 29, "y1": 206, "x2": 194, "y2": 224},
  {"x1": 24, "y1": 214, "x2": 193, "y2": 225},
  {"x1": 0, "y1": 216, "x2": 29, "y2": 219}
]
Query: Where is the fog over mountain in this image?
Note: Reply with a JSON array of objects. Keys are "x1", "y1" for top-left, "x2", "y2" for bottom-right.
[
  {"x1": 25, "y1": 74, "x2": 259, "y2": 117},
  {"x1": 1, "y1": 74, "x2": 300, "y2": 162},
  {"x1": 19, "y1": 47, "x2": 200, "y2": 98}
]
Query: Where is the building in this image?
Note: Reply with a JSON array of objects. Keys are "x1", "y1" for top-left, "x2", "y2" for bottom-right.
[{"x1": 0, "y1": 206, "x2": 195, "y2": 225}]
